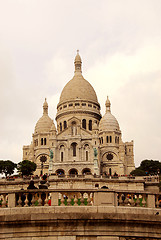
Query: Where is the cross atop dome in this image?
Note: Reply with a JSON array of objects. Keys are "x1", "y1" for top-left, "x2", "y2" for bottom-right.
[{"x1": 74, "y1": 50, "x2": 82, "y2": 74}]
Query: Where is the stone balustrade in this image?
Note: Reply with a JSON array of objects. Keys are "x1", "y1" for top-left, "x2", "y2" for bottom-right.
[
  {"x1": 0, "y1": 189, "x2": 161, "y2": 208},
  {"x1": 49, "y1": 174, "x2": 159, "y2": 182}
]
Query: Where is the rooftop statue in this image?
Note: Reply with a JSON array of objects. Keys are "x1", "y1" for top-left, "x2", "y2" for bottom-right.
[
  {"x1": 94, "y1": 148, "x2": 98, "y2": 157},
  {"x1": 49, "y1": 149, "x2": 53, "y2": 160}
]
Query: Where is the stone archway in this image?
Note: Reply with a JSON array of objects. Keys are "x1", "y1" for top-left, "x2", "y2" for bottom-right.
[
  {"x1": 56, "y1": 169, "x2": 65, "y2": 176},
  {"x1": 69, "y1": 168, "x2": 78, "y2": 176},
  {"x1": 82, "y1": 168, "x2": 91, "y2": 175}
]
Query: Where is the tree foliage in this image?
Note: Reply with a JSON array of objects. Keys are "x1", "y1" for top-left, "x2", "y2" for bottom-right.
[
  {"x1": 0, "y1": 160, "x2": 17, "y2": 177},
  {"x1": 17, "y1": 160, "x2": 37, "y2": 176},
  {"x1": 130, "y1": 159, "x2": 161, "y2": 176}
]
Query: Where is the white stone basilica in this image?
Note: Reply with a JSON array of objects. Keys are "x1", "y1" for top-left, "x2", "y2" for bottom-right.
[{"x1": 23, "y1": 51, "x2": 135, "y2": 176}]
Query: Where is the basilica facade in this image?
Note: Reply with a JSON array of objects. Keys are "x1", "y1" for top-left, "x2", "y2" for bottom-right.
[{"x1": 23, "y1": 51, "x2": 135, "y2": 176}]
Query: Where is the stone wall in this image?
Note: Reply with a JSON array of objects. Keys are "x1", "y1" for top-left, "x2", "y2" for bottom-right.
[
  {"x1": 0, "y1": 175, "x2": 159, "y2": 191},
  {"x1": 0, "y1": 206, "x2": 161, "y2": 240}
]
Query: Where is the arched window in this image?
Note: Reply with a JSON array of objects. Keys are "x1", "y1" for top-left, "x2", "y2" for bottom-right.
[
  {"x1": 125, "y1": 146, "x2": 127, "y2": 155},
  {"x1": 61, "y1": 152, "x2": 63, "y2": 162},
  {"x1": 109, "y1": 168, "x2": 112, "y2": 176},
  {"x1": 82, "y1": 119, "x2": 86, "y2": 129},
  {"x1": 110, "y1": 136, "x2": 112, "y2": 143},
  {"x1": 71, "y1": 142, "x2": 77, "y2": 157},
  {"x1": 72, "y1": 121, "x2": 77, "y2": 135},
  {"x1": 118, "y1": 137, "x2": 119, "y2": 144},
  {"x1": 84, "y1": 144, "x2": 89, "y2": 161},
  {"x1": 41, "y1": 138, "x2": 43, "y2": 145},
  {"x1": 60, "y1": 122, "x2": 62, "y2": 131},
  {"x1": 64, "y1": 121, "x2": 67, "y2": 129},
  {"x1": 86, "y1": 151, "x2": 88, "y2": 161},
  {"x1": 60, "y1": 145, "x2": 65, "y2": 162},
  {"x1": 44, "y1": 138, "x2": 46, "y2": 145},
  {"x1": 101, "y1": 137, "x2": 103, "y2": 144},
  {"x1": 89, "y1": 120, "x2": 92, "y2": 131},
  {"x1": 115, "y1": 136, "x2": 117, "y2": 143},
  {"x1": 106, "y1": 136, "x2": 109, "y2": 143}
]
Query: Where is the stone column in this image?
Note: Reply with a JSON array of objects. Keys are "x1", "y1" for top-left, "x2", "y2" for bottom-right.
[
  {"x1": 8, "y1": 193, "x2": 15, "y2": 208},
  {"x1": 93, "y1": 191, "x2": 116, "y2": 206},
  {"x1": 147, "y1": 193, "x2": 155, "y2": 208},
  {"x1": 51, "y1": 192, "x2": 59, "y2": 206}
]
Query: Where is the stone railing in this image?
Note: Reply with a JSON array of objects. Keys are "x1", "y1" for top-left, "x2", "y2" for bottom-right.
[
  {"x1": 0, "y1": 189, "x2": 161, "y2": 208},
  {"x1": 49, "y1": 174, "x2": 159, "y2": 182}
]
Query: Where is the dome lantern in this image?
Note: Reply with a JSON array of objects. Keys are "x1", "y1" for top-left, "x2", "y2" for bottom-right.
[
  {"x1": 74, "y1": 50, "x2": 82, "y2": 74},
  {"x1": 105, "y1": 96, "x2": 111, "y2": 113},
  {"x1": 43, "y1": 98, "x2": 48, "y2": 115}
]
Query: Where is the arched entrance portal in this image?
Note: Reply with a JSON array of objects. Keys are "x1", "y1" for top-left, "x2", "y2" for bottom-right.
[
  {"x1": 56, "y1": 169, "x2": 65, "y2": 176},
  {"x1": 69, "y1": 168, "x2": 78, "y2": 176},
  {"x1": 82, "y1": 168, "x2": 91, "y2": 175}
]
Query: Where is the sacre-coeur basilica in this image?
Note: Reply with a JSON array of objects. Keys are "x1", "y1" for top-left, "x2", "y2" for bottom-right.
[
  {"x1": 23, "y1": 51, "x2": 135, "y2": 176},
  {"x1": 4, "y1": 52, "x2": 161, "y2": 240}
]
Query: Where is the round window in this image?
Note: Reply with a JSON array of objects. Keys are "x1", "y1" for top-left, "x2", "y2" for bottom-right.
[
  {"x1": 40, "y1": 155, "x2": 47, "y2": 163},
  {"x1": 106, "y1": 153, "x2": 113, "y2": 160}
]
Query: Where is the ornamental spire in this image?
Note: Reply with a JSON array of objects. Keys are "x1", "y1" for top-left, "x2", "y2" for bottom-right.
[
  {"x1": 105, "y1": 96, "x2": 111, "y2": 113},
  {"x1": 74, "y1": 50, "x2": 82, "y2": 74},
  {"x1": 43, "y1": 98, "x2": 48, "y2": 115}
]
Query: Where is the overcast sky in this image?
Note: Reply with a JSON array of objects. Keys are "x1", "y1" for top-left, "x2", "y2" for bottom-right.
[{"x1": 0, "y1": 0, "x2": 161, "y2": 167}]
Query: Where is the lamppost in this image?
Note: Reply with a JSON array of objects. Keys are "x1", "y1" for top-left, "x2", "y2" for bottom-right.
[
  {"x1": 40, "y1": 156, "x2": 47, "y2": 176},
  {"x1": 49, "y1": 149, "x2": 53, "y2": 175}
]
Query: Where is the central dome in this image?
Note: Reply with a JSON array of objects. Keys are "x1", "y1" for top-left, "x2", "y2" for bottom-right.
[
  {"x1": 58, "y1": 51, "x2": 99, "y2": 106},
  {"x1": 59, "y1": 74, "x2": 98, "y2": 104}
]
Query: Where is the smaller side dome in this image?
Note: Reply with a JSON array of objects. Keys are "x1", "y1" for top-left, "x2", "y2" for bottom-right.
[
  {"x1": 50, "y1": 122, "x2": 56, "y2": 132},
  {"x1": 99, "y1": 96, "x2": 120, "y2": 132},
  {"x1": 35, "y1": 98, "x2": 53, "y2": 134}
]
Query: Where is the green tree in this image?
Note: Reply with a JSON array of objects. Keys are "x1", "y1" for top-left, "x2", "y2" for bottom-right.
[
  {"x1": 17, "y1": 160, "x2": 37, "y2": 176},
  {"x1": 130, "y1": 168, "x2": 146, "y2": 176},
  {"x1": 0, "y1": 160, "x2": 17, "y2": 177},
  {"x1": 130, "y1": 159, "x2": 161, "y2": 176}
]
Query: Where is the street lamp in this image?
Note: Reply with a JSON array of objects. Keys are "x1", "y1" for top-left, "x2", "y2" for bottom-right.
[{"x1": 40, "y1": 156, "x2": 47, "y2": 176}]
